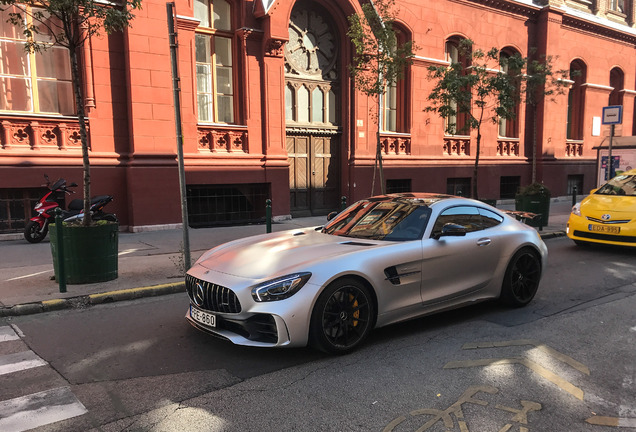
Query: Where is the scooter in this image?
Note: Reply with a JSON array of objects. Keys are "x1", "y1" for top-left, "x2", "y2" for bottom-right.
[{"x1": 24, "y1": 175, "x2": 118, "y2": 243}]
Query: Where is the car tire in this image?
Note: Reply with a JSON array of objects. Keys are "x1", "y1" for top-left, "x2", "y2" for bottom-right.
[
  {"x1": 500, "y1": 248, "x2": 541, "y2": 307},
  {"x1": 24, "y1": 220, "x2": 48, "y2": 243},
  {"x1": 309, "y1": 278, "x2": 375, "y2": 354}
]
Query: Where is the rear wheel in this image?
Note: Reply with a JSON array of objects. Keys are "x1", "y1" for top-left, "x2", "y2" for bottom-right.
[
  {"x1": 309, "y1": 278, "x2": 375, "y2": 354},
  {"x1": 24, "y1": 220, "x2": 48, "y2": 243},
  {"x1": 500, "y1": 248, "x2": 541, "y2": 307}
]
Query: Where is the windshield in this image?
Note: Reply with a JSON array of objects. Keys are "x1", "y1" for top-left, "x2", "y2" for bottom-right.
[
  {"x1": 322, "y1": 199, "x2": 431, "y2": 241},
  {"x1": 595, "y1": 173, "x2": 636, "y2": 196}
]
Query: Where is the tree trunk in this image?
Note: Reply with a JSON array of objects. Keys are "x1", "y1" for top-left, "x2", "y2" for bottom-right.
[
  {"x1": 473, "y1": 128, "x2": 481, "y2": 199},
  {"x1": 69, "y1": 46, "x2": 91, "y2": 226}
]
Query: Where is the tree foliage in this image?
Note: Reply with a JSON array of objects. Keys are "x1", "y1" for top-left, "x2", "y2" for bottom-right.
[
  {"x1": 1, "y1": 0, "x2": 141, "y2": 225},
  {"x1": 425, "y1": 39, "x2": 568, "y2": 197},
  {"x1": 347, "y1": 0, "x2": 415, "y2": 195}
]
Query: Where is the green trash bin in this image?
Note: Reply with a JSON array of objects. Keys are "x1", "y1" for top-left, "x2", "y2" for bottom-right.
[
  {"x1": 50, "y1": 222, "x2": 118, "y2": 284},
  {"x1": 514, "y1": 183, "x2": 551, "y2": 229}
]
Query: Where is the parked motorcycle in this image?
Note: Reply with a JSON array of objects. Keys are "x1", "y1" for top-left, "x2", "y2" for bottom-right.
[{"x1": 24, "y1": 174, "x2": 118, "y2": 243}]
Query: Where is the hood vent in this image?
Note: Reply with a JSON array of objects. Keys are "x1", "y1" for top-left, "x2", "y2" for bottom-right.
[{"x1": 340, "y1": 241, "x2": 374, "y2": 247}]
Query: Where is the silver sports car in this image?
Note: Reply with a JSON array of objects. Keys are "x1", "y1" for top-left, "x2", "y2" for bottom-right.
[{"x1": 185, "y1": 194, "x2": 547, "y2": 354}]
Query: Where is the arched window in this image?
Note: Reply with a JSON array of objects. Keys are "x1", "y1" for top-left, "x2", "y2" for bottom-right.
[
  {"x1": 567, "y1": 60, "x2": 587, "y2": 140},
  {"x1": 609, "y1": 67, "x2": 624, "y2": 107},
  {"x1": 499, "y1": 48, "x2": 521, "y2": 138},
  {"x1": 444, "y1": 36, "x2": 471, "y2": 135},
  {"x1": 382, "y1": 22, "x2": 411, "y2": 133},
  {"x1": 194, "y1": 0, "x2": 235, "y2": 123}
]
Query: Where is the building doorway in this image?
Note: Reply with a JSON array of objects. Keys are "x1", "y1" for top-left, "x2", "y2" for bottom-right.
[{"x1": 284, "y1": 1, "x2": 341, "y2": 216}]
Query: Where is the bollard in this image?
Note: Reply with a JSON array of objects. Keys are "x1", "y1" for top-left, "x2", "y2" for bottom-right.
[
  {"x1": 341, "y1": 196, "x2": 347, "y2": 211},
  {"x1": 572, "y1": 185, "x2": 577, "y2": 208},
  {"x1": 54, "y1": 208, "x2": 66, "y2": 293},
  {"x1": 266, "y1": 199, "x2": 272, "y2": 233}
]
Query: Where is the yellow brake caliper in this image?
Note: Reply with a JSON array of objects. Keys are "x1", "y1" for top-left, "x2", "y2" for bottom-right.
[{"x1": 350, "y1": 294, "x2": 359, "y2": 326}]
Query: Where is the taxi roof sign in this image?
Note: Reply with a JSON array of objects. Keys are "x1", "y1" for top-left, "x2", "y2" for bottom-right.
[{"x1": 602, "y1": 105, "x2": 623, "y2": 125}]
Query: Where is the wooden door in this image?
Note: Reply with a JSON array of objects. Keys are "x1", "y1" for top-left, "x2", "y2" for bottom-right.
[{"x1": 288, "y1": 134, "x2": 339, "y2": 216}]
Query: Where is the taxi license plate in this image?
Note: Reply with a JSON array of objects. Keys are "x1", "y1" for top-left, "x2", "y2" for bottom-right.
[
  {"x1": 190, "y1": 305, "x2": 216, "y2": 327},
  {"x1": 588, "y1": 224, "x2": 620, "y2": 234}
]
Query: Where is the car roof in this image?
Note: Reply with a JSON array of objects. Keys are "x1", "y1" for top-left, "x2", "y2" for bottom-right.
[{"x1": 367, "y1": 193, "x2": 461, "y2": 207}]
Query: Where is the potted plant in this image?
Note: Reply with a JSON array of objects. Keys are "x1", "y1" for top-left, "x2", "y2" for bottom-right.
[{"x1": 515, "y1": 182, "x2": 551, "y2": 228}]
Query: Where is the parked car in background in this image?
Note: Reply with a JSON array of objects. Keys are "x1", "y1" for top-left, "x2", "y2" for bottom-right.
[
  {"x1": 567, "y1": 169, "x2": 636, "y2": 247},
  {"x1": 185, "y1": 194, "x2": 548, "y2": 354}
]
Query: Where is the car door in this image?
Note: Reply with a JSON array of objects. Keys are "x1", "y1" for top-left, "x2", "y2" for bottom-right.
[{"x1": 420, "y1": 205, "x2": 503, "y2": 306}]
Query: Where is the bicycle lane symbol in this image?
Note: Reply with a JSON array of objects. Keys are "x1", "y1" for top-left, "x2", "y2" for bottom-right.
[{"x1": 383, "y1": 385, "x2": 541, "y2": 432}]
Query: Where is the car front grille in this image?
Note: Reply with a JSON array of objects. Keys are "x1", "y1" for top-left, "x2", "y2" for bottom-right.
[
  {"x1": 186, "y1": 274, "x2": 242, "y2": 313},
  {"x1": 573, "y1": 230, "x2": 636, "y2": 243},
  {"x1": 586, "y1": 217, "x2": 631, "y2": 224}
]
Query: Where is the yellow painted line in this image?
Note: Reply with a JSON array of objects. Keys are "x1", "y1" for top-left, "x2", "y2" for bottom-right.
[
  {"x1": 88, "y1": 282, "x2": 185, "y2": 302},
  {"x1": 462, "y1": 339, "x2": 590, "y2": 375},
  {"x1": 444, "y1": 357, "x2": 584, "y2": 401},
  {"x1": 586, "y1": 416, "x2": 636, "y2": 428}
]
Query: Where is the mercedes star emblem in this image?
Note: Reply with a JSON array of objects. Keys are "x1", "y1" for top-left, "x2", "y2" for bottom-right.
[{"x1": 194, "y1": 282, "x2": 205, "y2": 307}]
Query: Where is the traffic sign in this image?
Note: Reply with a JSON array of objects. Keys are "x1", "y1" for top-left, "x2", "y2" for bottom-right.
[{"x1": 602, "y1": 105, "x2": 623, "y2": 125}]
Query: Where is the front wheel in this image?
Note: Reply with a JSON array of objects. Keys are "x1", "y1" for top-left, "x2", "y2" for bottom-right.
[
  {"x1": 309, "y1": 278, "x2": 375, "y2": 354},
  {"x1": 500, "y1": 248, "x2": 542, "y2": 307},
  {"x1": 24, "y1": 220, "x2": 48, "y2": 243}
]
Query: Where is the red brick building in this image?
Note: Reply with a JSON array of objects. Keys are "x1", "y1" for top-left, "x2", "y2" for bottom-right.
[{"x1": 2, "y1": 0, "x2": 635, "y2": 232}]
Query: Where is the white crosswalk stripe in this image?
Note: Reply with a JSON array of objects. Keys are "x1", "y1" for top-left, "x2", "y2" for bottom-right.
[{"x1": 0, "y1": 326, "x2": 87, "y2": 431}]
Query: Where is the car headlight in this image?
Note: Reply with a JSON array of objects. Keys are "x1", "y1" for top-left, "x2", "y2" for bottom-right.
[
  {"x1": 571, "y1": 203, "x2": 581, "y2": 216},
  {"x1": 251, "y1": 272, "x2": 312, "y2": 302}
]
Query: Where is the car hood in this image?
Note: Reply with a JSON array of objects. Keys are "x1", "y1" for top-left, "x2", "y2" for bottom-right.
[
  {"x1": 581, "y1": 194, "x2": 636, "y2": 215},
  {"x1": 193, "y1": 227, "x2": 383, "y2": 280}
]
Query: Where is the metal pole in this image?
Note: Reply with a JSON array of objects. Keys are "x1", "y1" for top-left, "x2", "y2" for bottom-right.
[
  {"x1": 55, "y1": 208, "x2": 66, "y2": 293},
  {"x1": 266, "y1": 199, "x2": 272, "y2": 233},
  {"x1": 572, "y1": 185, "x2": 577, "y2": 208},
  {"x1": 607, "y1": 124, "x2": 615, "y2": 181},
  {"x1": 167, "y1": 2, "x2": 191, "y2": 270}
]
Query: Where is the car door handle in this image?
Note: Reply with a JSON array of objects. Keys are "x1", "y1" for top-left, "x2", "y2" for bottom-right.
[{"x1": 477, "y1": 238, "x2": 491, "y2": 246}]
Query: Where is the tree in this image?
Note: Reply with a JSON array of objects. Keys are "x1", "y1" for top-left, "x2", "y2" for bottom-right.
[
  {"x1": 1, "y1": 0, "x2": 141, "y2": 225},
  {"x1": 425, "y1": 39, "x2": 523, "y2": 199},
  {"x1": 347, "y1": 0, "x2": 415, "y2": 195}
]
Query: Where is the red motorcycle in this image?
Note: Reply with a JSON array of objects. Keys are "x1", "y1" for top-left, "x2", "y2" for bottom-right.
[{"x1": 24, "y1": 175, "x2": 117, "y2": 243}]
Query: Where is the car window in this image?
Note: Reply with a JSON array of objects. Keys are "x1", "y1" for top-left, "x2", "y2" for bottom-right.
[
  {"x1": 322, "y1": 200, "x2": 431, "y2": 241},
  {"x1": 478, "y1": 208, "x2": 504, "y2": 229},
  {"x1": 431, "y1": 205, "x2": 481, "y2": 238},
  {"x1": 595, "y1": 174, "x2": 636, "y2": 196}
]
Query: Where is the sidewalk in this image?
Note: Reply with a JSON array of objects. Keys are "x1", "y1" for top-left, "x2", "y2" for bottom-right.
[{"x1": 0, "y1": 198, "x2": 574, "y2": 317}]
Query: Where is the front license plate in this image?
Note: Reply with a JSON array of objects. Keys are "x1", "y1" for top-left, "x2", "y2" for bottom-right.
[
  {"x1": 588, "y1": 224, "x2": 620, "y2": 234},
  {"x1": 190, "y1": 305, "x2": 216, "y2": 327}
]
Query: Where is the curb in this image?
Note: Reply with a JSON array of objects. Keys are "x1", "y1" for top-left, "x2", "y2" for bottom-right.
[
  {"x1": 539, "y1": 231, "x2": 567, "y2": 240},
  {"x1": 0, "y1": 282, "x2": 185, "y2": 317}
]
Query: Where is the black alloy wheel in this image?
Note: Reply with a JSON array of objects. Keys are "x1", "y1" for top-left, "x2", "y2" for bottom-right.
[
  {"x1": 24, "y1": 220, "x2": 48, "y2": 243},
  {"x1": 500, "y1": 248, "x2": 541, "y2": 307},
  {"x1": 310, "y1": 278, "x2": 375, "y2": 354}
]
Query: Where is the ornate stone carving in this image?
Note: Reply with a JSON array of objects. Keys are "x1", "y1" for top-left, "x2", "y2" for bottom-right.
[
  {"x1": 497, "y1": 139, "x2": 520, "y2": 156},
  {"x1": 265, "y1": 39, "x2": 285, "y2": 57},
  {"x1": 198, "y1": 127, "x2": 247, "y2": 153},
  {"x1": 443, "y1": 136, "x2": 470, "y2": 156}
]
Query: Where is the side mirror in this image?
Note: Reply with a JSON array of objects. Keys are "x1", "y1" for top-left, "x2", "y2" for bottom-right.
[
  {"x1": 327, "y1": 211, "x2": 338, "y2": 221},
  {"x1": 435, "y1": 223, "x2": 467, "y2": 240}
]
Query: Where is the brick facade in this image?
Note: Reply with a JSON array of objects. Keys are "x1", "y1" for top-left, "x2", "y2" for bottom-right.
[{"x1": 1, "y1": 0, "x2": 635, "y2": 230}]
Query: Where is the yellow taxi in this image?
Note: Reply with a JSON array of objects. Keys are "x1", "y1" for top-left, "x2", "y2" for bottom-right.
[{"x1": 567, "y1": 168, "x2": 636, "y2": 247}]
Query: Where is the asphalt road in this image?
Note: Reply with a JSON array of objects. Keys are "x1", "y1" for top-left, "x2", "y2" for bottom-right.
[{"x1": 1, "y1": 236, "x2": 635, "y2": 431}]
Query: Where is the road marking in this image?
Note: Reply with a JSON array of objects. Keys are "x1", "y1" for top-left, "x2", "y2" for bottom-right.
[
  {"x1": 0, "y1": 326, "x2": 19, "y2": 342},
  {"x1": 462, "y1": 339, "x2": 590, "y2": 375},
  {"x1": 0, "y1": 351, "x2": 47, "y2": 376},
  {"x1": 9, "y1": 325, "x2": 24, "y2": 339},
  {"x1": 586, "y1": 415, "x2": 636, "y2": 428},
  {"x1": 0, "y1": 386, "x2": 87, "y2": 432},
  {"x1": 5, "y1": 270, "x2": 51, "y2": 282},
  {"x1": 444, "y1": 357, "x2": 585, "y2": 400},
  {"x1": 118, "y1": 248, "x2": 140, "y2": 256}
]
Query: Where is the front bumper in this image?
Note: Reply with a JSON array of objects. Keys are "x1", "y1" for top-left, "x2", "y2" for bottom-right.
[
  {"x1": 567, "y1": 214, "x2": 636, "y2": 247},
  {"x1": 184, "y1": 265, "x2": 321, "y2": 348}
]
